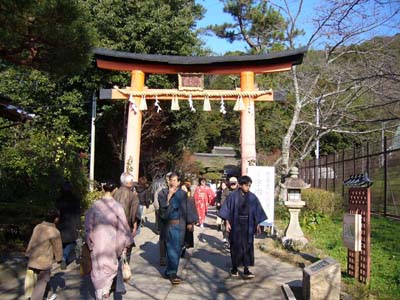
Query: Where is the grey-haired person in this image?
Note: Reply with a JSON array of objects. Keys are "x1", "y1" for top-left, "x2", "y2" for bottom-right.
[{"x1": 113, "y1": 172, "x2": 140, "y2": 263}]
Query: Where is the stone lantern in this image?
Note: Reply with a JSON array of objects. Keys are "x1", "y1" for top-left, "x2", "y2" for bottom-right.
[{"x1": 281, "y1": 166, "x2": 310, "y2": 248}]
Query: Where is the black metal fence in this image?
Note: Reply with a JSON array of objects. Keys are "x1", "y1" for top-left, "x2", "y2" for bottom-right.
[{"x1": 299, "y1": 136, "x2": 400, "y2": 219}]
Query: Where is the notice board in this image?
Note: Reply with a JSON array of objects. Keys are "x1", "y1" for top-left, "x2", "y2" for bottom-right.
[{"x1": 247, "y1": 166, "x2": 275, "y2": 227}]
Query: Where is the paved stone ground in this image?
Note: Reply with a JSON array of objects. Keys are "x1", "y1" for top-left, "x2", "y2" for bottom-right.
[{"x1": 0, "y1": 207, "x2": 302, "y2": 300}]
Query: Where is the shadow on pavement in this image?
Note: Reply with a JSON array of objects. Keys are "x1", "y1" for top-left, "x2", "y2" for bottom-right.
[{"x1": 138, "y1": 241, "x2": 166, "y2": 277}]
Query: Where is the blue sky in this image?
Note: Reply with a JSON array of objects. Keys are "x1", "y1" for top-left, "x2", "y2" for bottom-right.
[
  {"x1": 196, "y1": 0, "x2": 400, "y2": 54},
  {"x1": 196, "y1": 0, "x2": 316, "y2": 54},
  {"x1": 196, "y1": 0, "x2": 247, "y2": 53}
]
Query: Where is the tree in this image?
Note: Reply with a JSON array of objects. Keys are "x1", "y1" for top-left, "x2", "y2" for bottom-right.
[
  {"x1": 273, "y1": 0, "x2": 400, "y2": 172},
  {"x1": 0, "y1": 0, "x2": 95, "y2": 75},
  {"x1": 0, "y1": 66, "x2": 89, "y2": 204},
  {"x1": 206, "y1": 0, "x2": 295, "y2": 53},
  {"x1": 207, "y1": 0, "x2": 400, "y2": 177},
  {"x1": 86, "y1": 0, "x2": 208, "y2": 179}
]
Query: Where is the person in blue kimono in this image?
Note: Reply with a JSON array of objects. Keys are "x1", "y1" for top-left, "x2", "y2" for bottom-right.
[
  {"x1": 158, "y1": 172, "x2": 198, "y2": 284},
  {"x1": 218, "y1": 175, "x2": 267, "y2": 279}
]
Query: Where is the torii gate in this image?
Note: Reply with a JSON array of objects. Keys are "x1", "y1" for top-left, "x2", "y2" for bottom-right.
[{"x1": 94, "y1": 47, "x2": 307, "y2": 181}]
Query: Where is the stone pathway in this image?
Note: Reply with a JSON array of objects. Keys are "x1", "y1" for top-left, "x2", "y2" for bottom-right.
[{"x1": 0, "y1": 207, "x2": 303, "y2": 300}]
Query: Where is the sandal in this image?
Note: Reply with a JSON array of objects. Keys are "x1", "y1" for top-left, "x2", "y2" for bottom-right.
[{"x1": 169, "y1": 275, "x2": 181, "y2": 285}]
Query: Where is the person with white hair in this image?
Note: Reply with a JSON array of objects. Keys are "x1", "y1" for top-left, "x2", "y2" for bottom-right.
[{"x1": 113, "y1": 172, "x2": 139, "y2": 263}]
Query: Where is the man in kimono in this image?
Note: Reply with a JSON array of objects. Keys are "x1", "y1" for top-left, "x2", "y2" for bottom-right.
[
  {"x1": 159, "y1": 172, "x2": 198, "y2": 284},
  {"x1": 113, "y1": 172, "x2": 139, "y2": 263},
  {"x1": 218, "y1": 175, "x2": 267, "y2": 279}
]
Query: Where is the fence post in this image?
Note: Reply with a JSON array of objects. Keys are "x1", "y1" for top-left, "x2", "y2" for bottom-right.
[
  {"x1": 342, "y1": 149, "x2": 345, "y2": 198},
  {"x1": 384, "y1": 136, "x2": 387, "y2": 216},
  {"x1": 325, "y1": 155, "x2": 328, "y2": 191},
  {"x1": 314, "y1": 157, "x2": 317, "y2": 188},
  {"x1": 319, "y1": 156, "x2": 322, "y2": 188},
  {"x1": 366, "y1": 142, "x2": 370, "y2": 175},
  {"x1": 333, "y1": 153, "x2": 336, "y2": 193}
]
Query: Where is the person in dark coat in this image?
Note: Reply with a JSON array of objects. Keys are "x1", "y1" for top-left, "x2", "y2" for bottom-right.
[
  {"x1": 158, "y1": 172, "x2": 198, "y2": 285},
  {"x1": 218, "y1": 175, "x2": 267, "y2": 279},
  {"x1": 113, "y1": 172, "x2": 139, "y2": 263},
  {"x1": 180, "y1": 182, "x2": 199, "y2": 258},
  {"x1": 56, "y1": 182, "x2": 80, "y2": 270},
  {"x1": 135, "y1": 176, "x2": 151, "y2": 232},
  {"x1": 157, "y1": 172, "x2": 172, "y2": 266},
  {"x1": 216, "y1": 180, "x2": 230, "y2": 243}
]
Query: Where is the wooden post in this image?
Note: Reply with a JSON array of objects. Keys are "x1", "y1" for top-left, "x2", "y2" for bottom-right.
[
  {"x1": 125, "y1": 70, "x2": 145, "y2": 181},
  {"x1": 348, "y1": 187, "x2": 371, "y2": 283},
  {"x1": 240, "y1": 71, "x2": 256, "y2": 175}
]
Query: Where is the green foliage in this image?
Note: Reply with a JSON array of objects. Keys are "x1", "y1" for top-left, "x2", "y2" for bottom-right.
[
  {"x1": 301, "y1": 188, "x2": 344, "y2": 217},
  {"x1": 304, "y1": 216, "x2": 347, "y2": 267},
  {"x1": 300, "y1": 211, "x2": 325, "y2": 231},
  {"x1": 274, "y1": 202, "x2": 290, "y2": 222},
  {"x1": 0, "y1": 0, "x2": 95, "y2": 75},
  {"x1": 207, "y1": 0, "x2": 301, "y2": 53},
  {"x1": 368, "y1": 217, "x2": 400, "y2": 299},
  {"x1": 89, "y1": 0, "x2": 204, "y2": 55},
  {"x1": 0, "y1": 60, "x2": 90, "y2": 205},
  {"x1": 0, "y1": 123, "x2": 88, "y2": 205},
  {"x1": 82, "y1": 188, "x2": 103, "y2": 210},
  {"x1": 202, "y1": 172, "x2": 221, "y2": 181},
  {"x1": 304, "y1": 215, "x2": 400, "y2": 300}
]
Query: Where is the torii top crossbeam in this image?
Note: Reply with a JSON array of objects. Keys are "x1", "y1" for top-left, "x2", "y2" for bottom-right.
[
  {"x1": 94, "y1": 47, "x2": 307, "y2": 74},
  {"x1": 94, "y1": 47, "x2": 307, "y2": 181}
]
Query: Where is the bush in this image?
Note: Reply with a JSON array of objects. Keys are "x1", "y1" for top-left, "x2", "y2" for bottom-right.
[
  {"x1": 302, "y1": 188, "x2": 344, "y2": 218},
  {"x1": 274, "y1": 202, "x2": 290, "y2": 222},
  {"x1": 82, "y1": 188, "x2": 103, "y2": 211}
]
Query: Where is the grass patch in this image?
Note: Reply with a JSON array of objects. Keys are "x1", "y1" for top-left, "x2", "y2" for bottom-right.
[
  {"x1": 368, "y1": 216, "x2": 400, "y2": 299},
  {"x1": 263, "y1": 213, "x2": 400, "y2": 300}
]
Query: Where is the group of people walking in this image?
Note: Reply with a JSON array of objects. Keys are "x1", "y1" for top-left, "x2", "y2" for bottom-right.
[{"x1": 24, "y1": 172, "x2": 267, "y2": 300}]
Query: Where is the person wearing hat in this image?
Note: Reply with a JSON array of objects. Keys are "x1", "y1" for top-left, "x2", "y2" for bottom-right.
[
  {"x1": 217, "y1": 177, "x2": 238, "y2": 245},
  {"x1": 228, "y1": 176, "x2": 238, "y2": 191},
  {"x1": 215, "y1": 180, "x2": 229, "y2": 244}
]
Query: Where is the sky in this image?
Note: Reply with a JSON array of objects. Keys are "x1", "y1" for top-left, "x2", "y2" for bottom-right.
[
  {"x1": 195, "y1": 0, "x2": 317, "y2": 54},
  {"x1": 196, "y1": 0, "x2": 247, "y2": 54},
  {"x1": 196, "y1": 0, "x2": 400, "y2": 54}
]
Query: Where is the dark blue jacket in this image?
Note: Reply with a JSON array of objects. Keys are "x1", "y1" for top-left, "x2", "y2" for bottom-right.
[{"x1": 218, "y1": 189, "x2": 267, "y2": 244}]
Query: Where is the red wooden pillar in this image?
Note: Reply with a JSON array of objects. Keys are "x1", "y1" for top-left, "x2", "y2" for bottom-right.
[
  {"x1": 125, "y1": 70, "x2": 145, "y2": 181},
  {"x1": 240, "y1": 71, "x2": 256, "y2": 175}
]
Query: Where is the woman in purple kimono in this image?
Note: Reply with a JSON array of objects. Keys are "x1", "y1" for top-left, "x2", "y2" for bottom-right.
[
  {"x1": 218, "y1": 175, "x2": 267, "y2": 279},
  {"x1": 85, "y1": 181, "x2": 134, "y2": 300}
]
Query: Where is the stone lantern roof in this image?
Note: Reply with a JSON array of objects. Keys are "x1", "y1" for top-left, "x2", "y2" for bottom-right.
[{"x1": 281, "y1": 167, "x2": 310, "y2": 189}]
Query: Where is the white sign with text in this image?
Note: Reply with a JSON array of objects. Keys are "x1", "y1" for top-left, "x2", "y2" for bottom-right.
[
  {"x1": 343, "y1": 213, "x2": 362, "y2": 251},
  {"x1": 247, "y1": 166, "x2": 275, "y2": 227}
]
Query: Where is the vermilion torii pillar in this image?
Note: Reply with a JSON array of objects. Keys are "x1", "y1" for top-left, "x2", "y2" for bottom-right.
[
  {"x1": 240, "y1": 71, "x2": 256, "y2": 172},
  {"x1": 126, "y1": 70, "x2": 144, "y2": 177},
  {"x1": 95, "y1": 47, "x2": 307, "y2": 181}
]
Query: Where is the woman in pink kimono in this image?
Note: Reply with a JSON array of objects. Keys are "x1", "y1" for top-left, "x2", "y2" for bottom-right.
[
  {"x1": 193, "y1": 178, "x2": 216, "y2": 228},
  {"x1": 85, "y1": 181, "x2": 134, "y2": 300}
]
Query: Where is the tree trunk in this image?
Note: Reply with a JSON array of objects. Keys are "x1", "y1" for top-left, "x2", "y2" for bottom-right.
[{"x1": 279, "y1": 66, "x2": 302, "y2": 201}]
